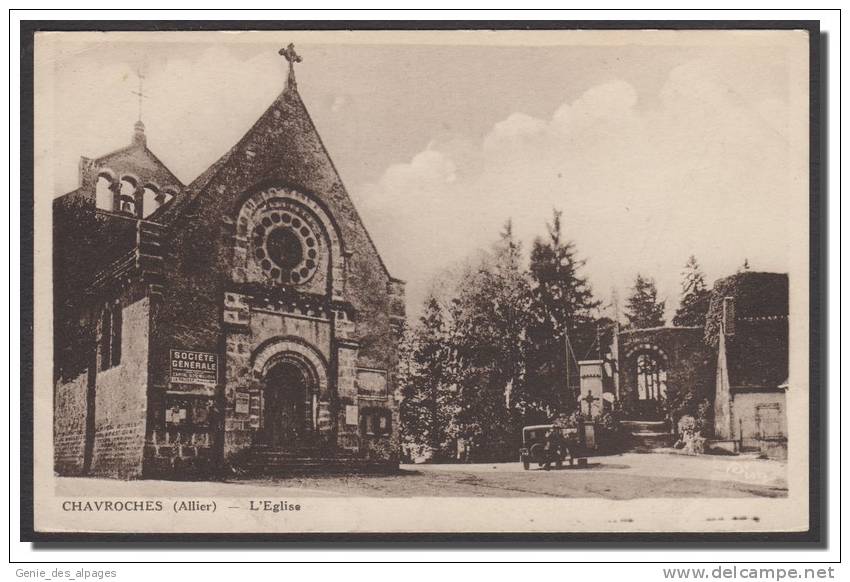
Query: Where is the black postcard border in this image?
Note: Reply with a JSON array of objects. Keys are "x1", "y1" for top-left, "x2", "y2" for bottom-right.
[{"x1": 15, "y1": 15, "x2": 827, "y2": 550}]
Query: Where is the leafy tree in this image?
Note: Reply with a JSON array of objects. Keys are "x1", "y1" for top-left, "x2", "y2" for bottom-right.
[
  {"x1": 396, "y1": 324, "x2": 419, "y2": 457},
  {"x1": 489, "y1": 221, "x2": 532, "y2": 408},
  {"x1": 400, "y1": 214, "x2": 608, "y2": 461},
  {"x1": 400, "y1": 296, "x2": 456, "y2": 460},
  {"x1": 673, "y1": 255, "x2": 711, "y2": 327},
  {"x1": 526, "y1": 210, "x2": 600, "y2": 416},
  {"x1": 625, "y1": 274, "x2": 666, "y2": 329},
  {"x1": 449, "y1": 222, "x2": 532, "y2": 460}
]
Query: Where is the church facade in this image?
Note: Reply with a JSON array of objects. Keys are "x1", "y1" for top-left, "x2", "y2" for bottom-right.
[{"x1": 53, "y1": 47, "x2": 406, "y2": 478}]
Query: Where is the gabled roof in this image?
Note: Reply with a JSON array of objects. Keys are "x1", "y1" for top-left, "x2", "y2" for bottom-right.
[
  {"x1": 57, "y1": 124, "x2": 185, "y2": 221},
  {"x1": 94, "y1": 144, "x2": 184, "y2": 191},
  {"x1": 167, "y1": 78, "x2": 395, "y2": 280}
]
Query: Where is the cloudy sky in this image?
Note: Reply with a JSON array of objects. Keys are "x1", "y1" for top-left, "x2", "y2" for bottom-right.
[{"x1": 37, "y1": 30, "x2": 808, "y2": 320}]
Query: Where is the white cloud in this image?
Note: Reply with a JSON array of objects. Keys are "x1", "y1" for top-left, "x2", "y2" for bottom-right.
[
  {"x1": 331, "y1": 94, "x2": 350, "y2": 113},
  {"x1": 356, "y1": 63, "x2": 795, "y2": 319},
  {"x1": 48, "y1": 43, "x2": 797, "y2": 323},
  {"x1": 52, "y1": 45, "x2": 282, "y2": 190}
]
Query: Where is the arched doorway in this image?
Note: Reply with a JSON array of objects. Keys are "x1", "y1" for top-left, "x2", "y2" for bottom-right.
[
  {"x1": 630, "y1": 347, "x2": 668, "y2": 420},
  {"x1": 262, "y1": 359, "x2": 315, "y2": 447}
]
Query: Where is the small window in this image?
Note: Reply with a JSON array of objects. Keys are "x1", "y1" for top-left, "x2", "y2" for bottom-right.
[
  {"x1": 99, "y1": 307, "x2": 112, "y2": 371},
  {"x1": 111, "y1": 304, "x2": 122, "y2": 367},
  {"x1": 99, "y1": 302, "x2": 122, "y2": 370},
  {"x1": 359, "y1": 408, "x2": 392, "y2": 437}
]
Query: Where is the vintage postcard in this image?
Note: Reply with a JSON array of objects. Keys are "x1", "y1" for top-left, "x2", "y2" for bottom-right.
[{"x1": 30, "y1": 25, "x2": 816, "y2": 537}]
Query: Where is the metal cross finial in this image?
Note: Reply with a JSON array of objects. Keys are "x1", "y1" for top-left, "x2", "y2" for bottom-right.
[
  {"x1": 278, "y1": 43, "x2": 302, "y2": 89},
  {"x1": 131, "y1": 69, "x2": 148, "y2": 122}
]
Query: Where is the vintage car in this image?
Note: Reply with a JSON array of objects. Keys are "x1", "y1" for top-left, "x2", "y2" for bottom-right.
[{"x1": 519, "y1": 424, "x2": 580, "y2": 470}]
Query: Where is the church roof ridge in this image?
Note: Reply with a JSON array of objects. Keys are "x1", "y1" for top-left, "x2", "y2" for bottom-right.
[
  {"x1": 168, "y1": 51, "x2": 397, "y2": 281},
  {"x1": 283, "y1": 84, "x2": 396, "y2": 282},
  {"x1": 87, "y1": 125, "x2": 185, "y2": 189}
]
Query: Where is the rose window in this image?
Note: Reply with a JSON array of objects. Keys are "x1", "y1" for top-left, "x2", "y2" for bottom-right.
[{"x1": 252, "y1": 211, "x2": 320, "y2": 284}]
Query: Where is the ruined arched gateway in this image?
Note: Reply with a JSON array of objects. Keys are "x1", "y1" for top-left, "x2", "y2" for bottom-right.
[{"x1": 52, "y1": 49, "x2": 405, "y2": 478}]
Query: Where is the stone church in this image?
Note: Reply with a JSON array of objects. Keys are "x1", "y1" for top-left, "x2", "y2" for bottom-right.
[{"x1": 53, "y1": 46, "x2": 406, "y2": 478}]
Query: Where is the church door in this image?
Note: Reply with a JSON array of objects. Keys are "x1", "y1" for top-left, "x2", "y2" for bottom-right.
[{"x1": 263, "y1": 361, "x2": 309, "y2": 447}]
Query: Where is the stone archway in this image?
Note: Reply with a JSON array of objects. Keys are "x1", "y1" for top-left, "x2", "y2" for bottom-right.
[
  {"x1": 251, "y1": 338, "x2": 330, "y2": 447},
  {"x1": 624, "y1": 343, "x2": 669, "y2": 419},
  {"x1": 261, "y1": 357, "x2": 316, "y2": 446}
]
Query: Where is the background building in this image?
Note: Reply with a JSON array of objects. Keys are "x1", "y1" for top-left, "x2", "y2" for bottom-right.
[{"x1": 580, "y1": 271, "x2": 789, "y2": 458}]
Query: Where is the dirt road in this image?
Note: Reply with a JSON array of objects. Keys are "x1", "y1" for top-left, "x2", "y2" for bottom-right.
[{"x1": 56, "y1": 452, "x2": 787, "y2": 499}]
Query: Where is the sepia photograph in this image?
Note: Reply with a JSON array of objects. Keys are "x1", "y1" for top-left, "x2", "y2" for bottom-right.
[{"x1": 27, "y1": 24, "x2": 817, "y2": 538}]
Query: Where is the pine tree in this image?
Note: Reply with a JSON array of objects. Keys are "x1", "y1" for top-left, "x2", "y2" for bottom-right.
[
  {"x1": 526, "y1": 209, "x2": 600, "y2": 415},
  {"x1": 625, "y1": 274, "x2": 666, "y2": 329},
  {"x1": 673, "y1": 255, "x2": 711, "y2": 327}
]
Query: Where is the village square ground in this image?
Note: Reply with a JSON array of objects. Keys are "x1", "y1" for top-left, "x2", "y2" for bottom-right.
[{"x1": 56, "y1": 452, "x2": 786, "y2": 499}]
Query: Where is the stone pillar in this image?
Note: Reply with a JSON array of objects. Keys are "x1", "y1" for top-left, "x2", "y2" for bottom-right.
[
  {"x1": 714, "y1": 297, "x2": 735, "y2": 442},
  {"x1": 335, "y1": 338, "x2": 360, "y2": 452},
  {"x1": 222, "y1": 293, "x2": 253, "y2": 458},
  {"x1": 578, "y1": 360, "x2": 605, "y2": 418},
  {"x1": 134, "y1": 187, "x2": 144, "y2": 219},
  {"x1": 111, "y1": 180, "x2": 121, "y2": 214}
]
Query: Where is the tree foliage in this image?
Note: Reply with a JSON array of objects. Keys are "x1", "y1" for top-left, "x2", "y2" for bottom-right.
[
  {"x1": 399, "y1": 297, "x2": 457, "y2": 460},
  {"x1": 400, "y1": 214, "x2": 601, "y2": 461},
  {"x1": 624, "y1": 274, "x2": 666, "y2": 329},
  {"x1": 448, "y1": 222, "x2": 531, "y2": 460},
  {"x1": 673, "y1": 255, "x2": 711, "y2": 328},
  {"x1": 525, "y1": 210, "x2": 599, "y2": 415}
]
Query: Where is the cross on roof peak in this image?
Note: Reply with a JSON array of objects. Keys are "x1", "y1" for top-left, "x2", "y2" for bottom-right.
[
  {"x1": 278, "y1": 43, "x2": 302, "y2": 90},
  {"x1": 131, "y1": 68, "x2": 148, "y2": 123}
]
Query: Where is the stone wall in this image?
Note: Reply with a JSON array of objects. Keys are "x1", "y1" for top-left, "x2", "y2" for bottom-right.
[
  {"x1": 140, "y1": 84, "x2": 405, "y2": 471},
  {"x1": 144, "y1": 425, "x2": 214, "y2": 478},
  {"x1": 53, "y1": 371, "x2": 89, "y2": 475},
  {"x1": 90, "y1": 297, "x2": 150, "y2": 477},
  {"x1": 159, "y1": 86, "x2": 404, "y2": 373},
  {"x1": 617, "y1": 327, "x2": 714, "y2": 421}
]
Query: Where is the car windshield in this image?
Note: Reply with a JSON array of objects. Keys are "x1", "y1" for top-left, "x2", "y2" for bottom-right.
[{"x1": 524, "y1": 429, "x2": 547, "y2": 443}]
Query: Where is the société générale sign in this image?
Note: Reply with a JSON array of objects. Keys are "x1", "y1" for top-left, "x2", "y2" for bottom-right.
[{"x1": 170, "y1": 349, "x2": 218, "y2": 386}]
